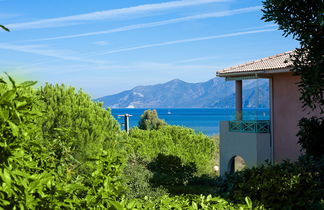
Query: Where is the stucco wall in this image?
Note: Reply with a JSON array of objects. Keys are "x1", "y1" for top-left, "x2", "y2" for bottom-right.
[
  {"x1": 220, "y1": 121, "x2": 270, "y2": 175},
  {"x1": 272, "y1": 73, "x2": 305, "y2": 162}
]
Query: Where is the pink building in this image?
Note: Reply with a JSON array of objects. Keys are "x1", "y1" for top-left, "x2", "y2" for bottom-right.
[{"x1": 217, "y1": 51, "x2": 315, "y2": 175}]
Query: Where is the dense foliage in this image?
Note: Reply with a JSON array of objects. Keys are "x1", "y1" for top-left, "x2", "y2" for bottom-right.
[
  {"x1": 3, "y1": 75, "x2": 321, "y2": 209},
  {"x1": 36, "y1": 84, "x2": 120, "y2": 174},
  {"x1": 0, "y1": 76, "x2": 127, "y2": 208},
  {"x1": 262, "y1": 0, "x2": 324, "y2": 112},
  {"x1": 138, "y1": 109, "x2": 166, "y2": 130},
  {"x1": 119, "y1": 194, "x2": 263, "y2": 210},
  {"x1": 297, "y1": 116, "x2": 324, "y2": 158},
  {"x1": 123, "y1": 125, "x2": 218, "y2": 198},
  {"x1": 215, "y1": 157, "x2": 324, "y2": 209},
  {"x1": 127, "y1": 126, "x2": 217, "y2": 176},
  {"x1": 0, "y1": 75, "x2": 258, "y2": 209}
]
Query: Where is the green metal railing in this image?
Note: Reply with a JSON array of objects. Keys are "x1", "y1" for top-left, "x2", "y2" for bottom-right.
[{"x1": 229, "y1": 120, "x2": 270, "y2": 133}]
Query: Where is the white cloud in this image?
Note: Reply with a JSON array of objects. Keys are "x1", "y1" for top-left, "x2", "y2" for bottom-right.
[
  {"x1": 93, "y1": 41, "x2": 109, "y2": 46},
  {"x1": 0, "y1": 28, "x2": 276, "y2": 68},
  {"x1": 172, "y1": 56, "x2": 221, "y2": 64},
  {"x1": 94, "y1": 61, "x2": 218, "y2": 71},
  {"x1": 0, "y1": 13, "x2": 21, "y2": 20},
  {"x1": 7, "y1": 0, "x2": 227, "y2": 30},
  {"x1": 0, "y1": 43, "x2": 81, "y2": 60},
  {"x1": 26, "y1": 6, "x2": 261, "y2": 42},
  {"x1": 0, "y1": 43, "x2": 110, "y2": 66},
  {"x1": 89, "y1": 28, "x2": 277, "y2": 56}
]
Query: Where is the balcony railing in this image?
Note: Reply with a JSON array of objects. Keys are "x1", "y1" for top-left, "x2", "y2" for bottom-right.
[{"x1": 229, "y1": 120, "x2": 270, "y2": 133}]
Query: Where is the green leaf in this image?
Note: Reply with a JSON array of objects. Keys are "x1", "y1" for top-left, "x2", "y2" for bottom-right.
[
  {"x1": 8, "y1": 121, "x2": 19, "y2": 136},
  {"x1": 0, "y1": 107, "x2": 9, "y2": 121},
  {"x1": 0, "y1": 78, "x2": 6, "y2": 84},
  {"x1": 2, "y1": 169, "x2": 12, "y2": 185},
  {"x1": 1, "y1": 90, "x2": 16, "y2": 102},
  {"x1": 109, "y1": 200, "x2": 124, "y2": 210},
  {"x1": 0, "y1": 25, "x2": 10, "y2": 32},
  {"x1": 15, "y1": 101, "x2": 28, "y2": 109},
  {"x1": 245, "y1": 197, "x2": 252, "y2": 209},
  {"x1": 5, "y1": 72, "x2": 16, "y2": 89},
  {"x1": 192, "y1": 202, "x2": 198, "y2": 210},
  {"x1": 18, "y1": 81, "x2": 37, "y2": 88}
]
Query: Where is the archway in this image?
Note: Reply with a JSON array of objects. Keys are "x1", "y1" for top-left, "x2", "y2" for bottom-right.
[{"x1": 228, "y1": 155, "x2": 247, "y2": 174}]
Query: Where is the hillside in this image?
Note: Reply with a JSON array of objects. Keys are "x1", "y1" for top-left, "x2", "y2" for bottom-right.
[{"x1": 96, "y1": 78, "x2": 269, "y2": 108}]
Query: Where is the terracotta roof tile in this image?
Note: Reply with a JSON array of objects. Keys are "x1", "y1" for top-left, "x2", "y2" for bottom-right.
[{"x1": 217, "y1": 51, "x2": 294, "y2": 76}]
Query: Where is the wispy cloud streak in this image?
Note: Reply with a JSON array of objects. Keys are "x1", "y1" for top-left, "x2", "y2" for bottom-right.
[
  {"x1": 0, "y1": 43, "x2": 81, "y2": 60},
  {"x1": 172, "y1": 56, "x2": 221, "y2": 64},
  {"x1": 7, "y1": 0, "x2": 227, "y2": 30},
  {"x1": 90, "y1": 28, "x2": 276, "y2": 56},
  {"x1": 0, "y1": 43, "x2": 108, "y2": 65},
  {"x1": 27, "y1": 6, "x2": 261, "y2": 41}
]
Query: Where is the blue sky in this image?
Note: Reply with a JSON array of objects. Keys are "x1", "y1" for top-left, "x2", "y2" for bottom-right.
[{"x1": 0, "y1": 0, "x2": 298, "y2": 98}]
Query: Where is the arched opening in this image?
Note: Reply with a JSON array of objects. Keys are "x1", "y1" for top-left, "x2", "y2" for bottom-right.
[{"x1": 228, "y1": 155, "x2": 247, "y2": 174}]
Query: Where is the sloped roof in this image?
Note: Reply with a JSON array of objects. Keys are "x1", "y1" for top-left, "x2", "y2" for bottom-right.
[{"x1": 217, "y1": 51, "x2": 294, "y2": 77}]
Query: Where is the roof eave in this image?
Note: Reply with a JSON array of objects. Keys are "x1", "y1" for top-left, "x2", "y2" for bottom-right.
[{"x1": 216, "y1": 67, "x2": 292, "y2": 78}]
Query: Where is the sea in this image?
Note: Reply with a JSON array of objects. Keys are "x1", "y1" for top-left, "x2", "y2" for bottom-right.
[{"x1": 111, "y1": 108, "x2": 270, "y2": 136}]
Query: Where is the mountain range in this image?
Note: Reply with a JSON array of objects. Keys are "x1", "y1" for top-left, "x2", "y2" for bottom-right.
[{"x1": 96, "y1": 78, "x2": 269, "y2": 108}]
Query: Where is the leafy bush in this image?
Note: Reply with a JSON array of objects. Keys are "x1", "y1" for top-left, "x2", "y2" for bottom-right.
[
  {"x1": 120, "y1": 194, "x2": 264, "y2": 210},
  {"x1": 0, "y1": 76, "x2": 127, "y2": 208},
  {"x1": 123, "y1": 155, "x2": 167, "y2": 199},
  {"x1": 127, "y1": 125, "x2": 217, "y2": 176},
  {"x1": 123, "y1": 126, "x2": 217, "y2": 198},
  {"x1": 0, "y1": 75, "x2": 284, "y2": 209},
  {"x1": 148, "y1": 154, "x2": 197, "y2": 187},
  {"x1": 297, "y1": 117, "x2": 324, "y2": 158},
  {"x1": 36, "y1": 84, "x2": 121, "y2": 174},
  {"x1": 215, "y1": 157, "x2": 324, "y2": 209},
  {"x1": 138, "y1": 109, "x2": 166, "y2": 130}
]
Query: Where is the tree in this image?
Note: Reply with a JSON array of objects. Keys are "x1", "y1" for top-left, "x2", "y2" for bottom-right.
[
  {"x1": 262, "y1": 0, "x2": 324, "y2": 157},
  {"x1": 36, "y1": 84, "x2": 121, "y2": 173},
  {"x1": 262, "y1": 0, "x2": 324, "y2": 113},
  {"x1": 138, "y1": 109, "x2": 166, "y2": 130},
  {"x1": 0, "y1": 25, "x2": 9, "y2": 32}
]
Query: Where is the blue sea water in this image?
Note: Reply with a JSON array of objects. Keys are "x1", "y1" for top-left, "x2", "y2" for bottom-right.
[{"x1": 111, "y1": 108, "x2": 270, "y2": 136}]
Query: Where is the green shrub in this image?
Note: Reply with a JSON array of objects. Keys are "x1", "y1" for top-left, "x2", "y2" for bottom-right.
[
  {"x1": 123, "y1": 126, "x2": 217, "y2": 198},
  {"x1": 36, "y1": 84, "x2": 121, "y2": 174},
  {"x1": 0, "y1": 76, "x2": 127, "y2": 208},
  {"x1": 148, "y1": 153, "x2": 197, "y2": 187},
  {"x1": 0, "y1": 75, "x2": 268, "y2": 209},
  {"x1": 120, "y1": 194, "x2": 264, "y2": 209},
  {"x1": 123, "y1": 155, "x2": 167, "y2": 199},
  {"x1": 215, "y1": 157, "x2": 324, "y2": 209},
  {"x1": 297, "y1": 117, "x2": 324, "y2": 158},
  {"x1": 127, "y1": 125, "x2": 217, "y2": 176}
]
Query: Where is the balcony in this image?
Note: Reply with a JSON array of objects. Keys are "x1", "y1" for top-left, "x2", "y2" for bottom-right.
[
  {"x1": 220, "y1": 121, "x2": 271, "y2": 175},
  {"x1": 218, "y1": 79, "x2": 273, "y2": 175},
  {"x1": 229, "y1": 120, "x2": 270, "y2": 133}
]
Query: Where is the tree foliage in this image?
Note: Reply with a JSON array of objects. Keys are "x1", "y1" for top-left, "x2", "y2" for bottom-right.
[
  {"x1": 0, "y1": 75, "x2": 265, "y2": 209},
  {"x1": 215, "y1": 156, "x2": 324, "y2": 209},
  {"x1": 297, "y1": 116, "x2": 324, "y2": 158},
  {"x1": 127, "y1": 126, "x2": 217, "y2": 175},
  {"x1": 262, "y1": 0, "x2": 324, "y2": 113},
  {"x1": 138, "y1": 109, "x2": 166, "y2": 130},
  {"x1": 0, "y1": 76, "x2": 127, "y2": 208},
  {"x1": 36, "y1": 84, "x2": 120, "y2": 171}
]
